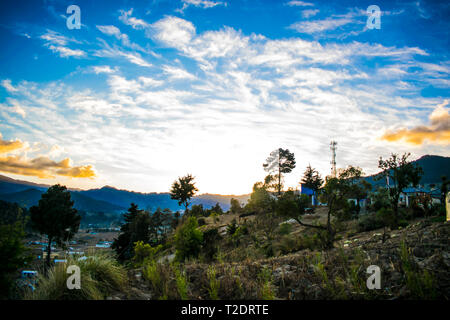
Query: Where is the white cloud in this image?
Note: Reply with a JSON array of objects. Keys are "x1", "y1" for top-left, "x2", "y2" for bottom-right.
[
  {"x1": 163, "y1": 65, "x2": 196, "y2": 80},
  {"x1": 48, "y1": 45, "x2": 86, "y2": 58},
  {"x1": 285, "y1": 1, "x2": 314, "y2": 7},
  {"x1": 177, "y1": 0, "x2": 226, "y2": 13},
  {"x1": 151, "y1": 16, "x2": 196, "y2": 49},
  {"x1": 2, "y1": 80, "x2": 18, "y2": 92},
  {"x1": 92, "y1": 66, "x2": 117, "y2": 74},
  {"x1": 302, "y1": 9, "x2": 319, "y2": 18},
  {"x1": 289, "y1": 18, "x2": 353, "y2": 33},
  {"x1": 119, "y1": 8, "x2": 150, "y2": 30}
]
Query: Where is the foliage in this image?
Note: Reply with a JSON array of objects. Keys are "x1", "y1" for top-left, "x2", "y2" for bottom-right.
[
  {"x1": 207, "y1": 265, "x2": 220, "y2": 300},
  {"x1": 369, "y1": 187, "x2": 391, "y2": 212},
  {"x1": 300, "y1": 164, "x2": 323, "y2": 192},
  {"x1": 26, "y1": 252, "x2": 127, "y2": 300},
  {"x1": 0, "y1": 221, "x2": 32, "y2": 299},
  {"x1": 132, "y1": 241, "x2": 162, "y2": 266},
  {"x1": 378, "y1": 153, "x2": 423, "y2": 226},
  {"x1": 174, "y1": 216, "x2": 203, "y2": 262},
  {"x1": 201, "y1": 228, "x2": 221, "y2": 262},
  {"x1": 245, "y1": 181, "x2": 276, "y2": 215},
  {"x1": 170, "y1": 174, "x2": 198, "y2": 213},
  {"x1": 263, "y1": 148, "x2": 296, "y2": 195},
  {"x1": 30, "y1": 184, "x2": 81, "y2": 266},
  {"x1": 112, "y1": 203, "x2": 151, "y2": 262},
  {"x1": 230, "y1": 198, "x2": 242, "y2": 214},
  {"x1": 400, "y1": 241, "x2": 436, "y2": 299}
]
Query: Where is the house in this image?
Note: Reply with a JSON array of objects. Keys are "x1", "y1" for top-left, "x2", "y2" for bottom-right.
[{"x1": 299, "y1": 184, "x2": 318, "y2": 206}]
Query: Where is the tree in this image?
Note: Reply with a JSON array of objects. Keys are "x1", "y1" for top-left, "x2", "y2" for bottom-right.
[
  {"x1": 300, "y1": 164, "x2": 323, "y2": 193},
  {"x1": 263, "y1": 148, "x2": 296, "y2": 195},
  {"x1": 339, "y1": 166, "x2": 371, "y2": 216},
  {"x1": 112, "y1": 203, "x2": 151, "y2": 261},
  {"x1": 174, "y1": 216, "x2": 203, "y2": 262},
  {"x1": 30, "y1": 185, "x2": 81, "y2": 267},
  {"x1": 378, "y1": 153, "x2": 423, "y2": 227},
  {"x1": 0, "y1": 220, "x2": 31, "y2": 298},
  {"x1": 245, "y1": 181, "x2": 275, "y2": 215},
  {"x1": 170, "y1": 174, "x2": 198, "y2": 214},
  {"x1": 230, "y1": 198, "x2": 242, "y2": 214}
]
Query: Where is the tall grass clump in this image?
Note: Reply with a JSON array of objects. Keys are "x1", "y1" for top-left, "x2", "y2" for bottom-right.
[
  {"x1": 257, "y1": 267, "x2": 275, "y2": 300},
  {"x1": 25, "y1": 252, "x2": 127, "y2": 300},
  {"x1": 207, "y1": 265, "x2": 220, "y2": 300},
  {"x1": 400, "y1": 241, "x2": 436, "y2": 299}
]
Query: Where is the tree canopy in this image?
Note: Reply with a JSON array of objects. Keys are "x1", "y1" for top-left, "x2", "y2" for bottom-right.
[
  {"x1": 30, "y1": 184, "x2": 80, "y2": 266},
  {"x1": 263, "y1": 148, "x2": 296, "y2": 195},
  {"x1": 170, "y1": 174, "x2": 198, "y2": 213}
]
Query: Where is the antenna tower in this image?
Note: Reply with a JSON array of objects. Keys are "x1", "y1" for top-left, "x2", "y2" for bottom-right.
[{"x1": 330, "y1": 141, "x2": 337, "y2": 177}]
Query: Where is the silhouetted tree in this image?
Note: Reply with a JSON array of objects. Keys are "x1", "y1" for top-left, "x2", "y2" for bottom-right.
[
  {"x1": 30, "y1": 185, "x2": 80, "y2": 267},
  {"x1": 170, "y1": 174, "x2": 198, "y2": 214},
  {"x1": 263, "y1": 148, "x2": 296, "y2": 195}
]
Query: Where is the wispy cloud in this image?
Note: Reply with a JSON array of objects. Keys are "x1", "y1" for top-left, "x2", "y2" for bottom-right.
[
  {"x1": 285, "y1": 1, "x2": 314, "y2": 7},
  {"x1": 176, "y1": 0, "x2": 227, "y2": 13}
]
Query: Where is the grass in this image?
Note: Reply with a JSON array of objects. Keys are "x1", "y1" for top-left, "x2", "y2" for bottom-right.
[
  {"x1": 25, "y1": 251, "x2": 127, "y2": 300},
  {"x1": 399, "y1": 241, "x2": 436, "y2": 299},
  {"x1": 207, "y1": 265, "x2": 220, "y2": 300}
]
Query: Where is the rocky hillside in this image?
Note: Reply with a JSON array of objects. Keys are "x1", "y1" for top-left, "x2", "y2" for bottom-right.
[{"x1": 111, "y1": 218, "x2": 449, "y2": 300}]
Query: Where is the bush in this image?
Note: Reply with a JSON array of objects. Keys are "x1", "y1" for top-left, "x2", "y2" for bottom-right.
[
  {"x1": 174, "y1": 217, "x2": 203, "y2": 262},
  {"x1": 132, "y1": 241, "x2": 162, "y2": 266},
  {"x1": 357, "y1": 212, "x2": 384, "y2": 232},
  {"x1": 278, "y1": 223, "x2": 292, "y2": 235},
  {"x1": 201, "y1": 228, "x2": 221, "y2": 262}
]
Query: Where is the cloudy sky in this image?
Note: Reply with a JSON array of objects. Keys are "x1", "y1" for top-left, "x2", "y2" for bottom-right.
[{"x1": 0, "y1": 0, "x2": 449, "y2": 195}]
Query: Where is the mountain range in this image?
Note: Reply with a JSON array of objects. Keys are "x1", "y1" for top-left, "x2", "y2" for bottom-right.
[{"x1": 0, "y1": 154, "x2": 448, "y2": 214}]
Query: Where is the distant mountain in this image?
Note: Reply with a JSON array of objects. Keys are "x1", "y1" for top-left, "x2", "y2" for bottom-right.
[
  {"x1": 364, "y1": 154, "x2": 450, "y2": 189},
  {"x1": 0, "y1": 178, "x2": 250, "y2": 213},
  {"x1": 0, "y1": 154, "x2": 445, "y2": 214},
  {"x1": 80, "y1": 187, "x2": 249, "y2": 212},
  {"x1": 0, "y1": 188, "x2": 125, "y2": 213}
]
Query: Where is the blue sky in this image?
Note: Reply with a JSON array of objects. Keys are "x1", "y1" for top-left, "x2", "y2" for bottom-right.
[{"x1": 0, "y1": 0, "x2": 449, "y2": 194}]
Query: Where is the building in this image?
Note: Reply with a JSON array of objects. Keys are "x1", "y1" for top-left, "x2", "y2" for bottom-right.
[{"x1": 299, "y1": 184, "x2": 318, "y2": 206}]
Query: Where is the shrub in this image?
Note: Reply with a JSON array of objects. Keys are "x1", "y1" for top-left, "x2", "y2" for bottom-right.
[
  {"x1": 174, "y1": 217, "x2": 203, "y2": 262},
  {"x1": 357, "y1": 212, "x2": 384, "y2": 232},
  {"x1": 132, "y1": 241, "x2": 162, "y2": 266},
  {"x1": 277, "y1": 223, "x2": 292, "y2": 235}
]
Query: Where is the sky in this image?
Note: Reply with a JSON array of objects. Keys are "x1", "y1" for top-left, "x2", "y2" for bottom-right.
[{"x1": 0, "y1": 0, "x2": 449, "y2": 195}]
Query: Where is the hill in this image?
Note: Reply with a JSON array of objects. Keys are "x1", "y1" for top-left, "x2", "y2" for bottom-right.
[
  {"x1": 364, "y1": 154, "x2": 450, "y2": 189},
  {"x1": 0, "y1": 188, "x2": 125, "y2": 213}
]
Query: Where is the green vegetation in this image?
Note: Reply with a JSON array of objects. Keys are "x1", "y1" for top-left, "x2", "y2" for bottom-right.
[
  {"x1": 30, "y1": 184, "x2": 81, "y2": 266},
  {"x1": 174, "y1": 216, "x2": 203, "y2": 262},
  {"x1": 26, "y1": 252, "x2": 127, "y2": 300}
]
